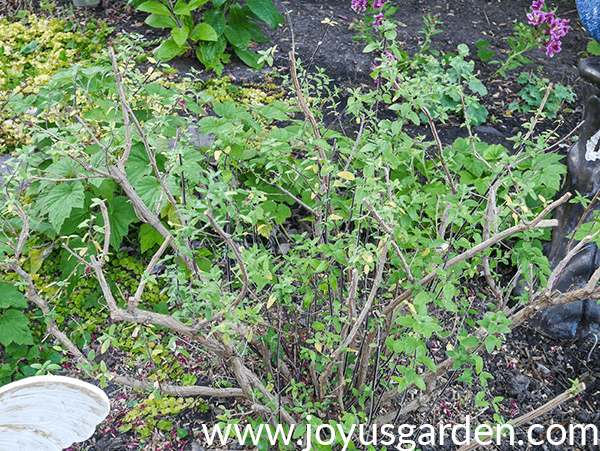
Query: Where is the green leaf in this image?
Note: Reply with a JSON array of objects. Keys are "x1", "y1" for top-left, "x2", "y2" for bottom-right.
[
  {"x1": 145, "y1": 13, "x2": 177, "y2": 28},
  {"x1": 460, "y1": 336, "x2": 479, "y2": 349},
  {"x1": 44, "y1": 182, "x2": 85, "y2": 233},
  {"x1": 98, "y1": 197, "x2": 138, "y2": 250},
  {"x1": 139, "y1": 224, "x2": 165, "y2": 253},
  {"x1": 414, "y1": 374, "x2": 426, "y2": 391},
  {"x1": 172, "y1": 26, "x2": 190, "y2": 47},
  {"x1": 229, "y1": 3, "x2": 249, "y2": 29},
  {"x1": 204, "y1": 10, "x2": 226, "y2": 36},
  {"x1": 138, "y1": 0, "x2": 171, "y2": 16},
  {"x1": 247, "y1": 21, "x2": 269, "y2": 42},
  {"x1": 138, "y1": 224, "x2": 165, "y2": 253},
  {"x1": 225, "y1": 26, "x2": 250, "y2": 50},
  {"x1": 0, "y1": 282, "x2": 27, "y2": 309},
  {"x1": 246, "y1": 0, "x2": 285, "y2": 28},
  {"x1": 212, "y1": 0, "x2": 227, "y2": 6},
  {"x1": 233, "y1": 46, "x2": 262, "y2": 68},
  {"x1": 20, "y1": 40, "x2": 40, "y2": 55},
  {"x1": 484, "y1": 335, "x2": 498, "y2": 353},
  {"x1": 188, "y1": 0, "x2": 208, "y2": 9},
  {"x1": 173, "y1": 0, "x2": 192, "y2": 15},
  {"x1": 126, "y1": 143, "x2": 152, "y2": 185},
  {"x1": 196, "y1": 37, "x2": 227, "y2": 72},
  {"x1": 190, "y1": 22, "x2": 218, "y2": 41},
  {"x1": 137, "y1": 177, "x2": 164, "y2": 212},
  {"x1": 155, "y1": 38, "x2": 184, "y2": 61},
  {"x1": 0, "y1": 309, "x2": 33, "y2": 346},
  {"x1": 477, "y1": 48, "x2": 494, "y2": 62},
  {"x1": 588, "y1": 40, "x2": 600, "y2": 56}
]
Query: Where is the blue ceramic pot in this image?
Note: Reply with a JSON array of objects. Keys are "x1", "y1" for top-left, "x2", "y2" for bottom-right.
[{"x1": 577, "y1": 0, "x2": 600, "y2": 41}]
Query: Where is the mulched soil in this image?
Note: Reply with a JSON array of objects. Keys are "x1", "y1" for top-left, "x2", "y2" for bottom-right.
[{"x1": 6, "y1": 0, "x2": 600, "y2": 449}]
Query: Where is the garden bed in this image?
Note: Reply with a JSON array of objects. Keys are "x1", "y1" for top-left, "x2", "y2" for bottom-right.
[{"x1": 3, "y1": 1, "x2": 600, "y2": 451}]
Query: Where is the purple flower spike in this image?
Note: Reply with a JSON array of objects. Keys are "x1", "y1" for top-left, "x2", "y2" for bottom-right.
[{"x1": 351, "y1": 0, "x2": 368, "y2": 13}]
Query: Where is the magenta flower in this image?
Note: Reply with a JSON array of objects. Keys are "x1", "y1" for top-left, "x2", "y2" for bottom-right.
[
  {"x1": 545, "y1": 38, "x2": 562, "y2": 57},
  {"x1": 527, "y1": 9, "x2": 552, "y2": 27},
  {"x1": 550, "y1": 16, "x2": 570, "y2": 39},
  {"x1": 373, "y1": 12, "x2": 387, "y2": 27},
  {"x1": 372, "y1": 0, "x2": 388, "y2": 9},
  {"x1": 530, "y1": 0, "x2": 544, "y2": 11},
  {"x1": 526, "y1": 0, "x2": 569, "y2": 58},
  {"x1": 351, "y1": 0, "x2": 368, "y2": 12}
]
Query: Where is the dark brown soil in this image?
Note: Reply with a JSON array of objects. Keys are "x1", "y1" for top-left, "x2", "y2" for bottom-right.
[{"x1": 8, "y1": 0, "x2": 600, "y2": 450}]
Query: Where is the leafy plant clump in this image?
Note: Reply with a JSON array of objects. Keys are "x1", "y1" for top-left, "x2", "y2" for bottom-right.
[
  {"x1": 0, "y1": 13, "x2": 113, "y2": 153},
  {"x1": 0, "y1": 8, "x2": 586, "y2": 451},
  {"x1": 137, "y1": 0, "x2": 285, "y2": 75},
  {"x1": 508, "y1": 71, "x2": 575, "y2": 118}
]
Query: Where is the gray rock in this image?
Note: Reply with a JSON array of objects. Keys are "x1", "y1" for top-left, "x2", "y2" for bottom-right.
[{"x1": 507, "y1": 373, "x2": 531, "y2": 397}]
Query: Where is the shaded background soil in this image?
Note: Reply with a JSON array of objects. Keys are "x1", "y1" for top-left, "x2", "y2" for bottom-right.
[{"x1": 5, "y1": 0, "x2": 600, "y2": 449}]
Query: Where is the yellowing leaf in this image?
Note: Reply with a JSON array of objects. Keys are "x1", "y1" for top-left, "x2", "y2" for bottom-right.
[
  {"x1": 363, "y1": 264, "x2": 370, "y2": 274},
  {"x1": 504, "y1": 194, "x2": 513, "y2": 206},
  {"x1": 214, "y1": 150, "x2": 222, "y2": 161},
  {"x1": 267, "y1": 294, "x2": 277, "y2": 308},
  {"x1": 147, "y1": 56, "x2": 157, "y2": 64},
  {"x1": 246, "y1": 328, "x2": 253, "y2": 342},
  {"x1": 421, "y1": 248, "x2": 431, "y2": 257},
  {"x1": 315, "y1": 342, "x2": 322, "y2": 353},
  {"x1": 333, "y1": 180, "x2": 345, "y2": 187},
  {"x1": 362, "y1": 253, "x2": 373, "y2": 263},
  {"x1": 538, "y1": 194, "x2": 546, "y2": 203},
  {"x1": 257, "y1": 223, "x2": 272, "y2": 238},
  {"x1": 329, "y1": 214, "x2": 343, "y2": 220},
  {"x1": 337, "y1": 171, "x2": 355, "y2": 181},
  {"x1": 446, "y1": 343, "x2": 454, "y2": 351},
  {"x1": 401, "y1": 300, "x2": 417, "y2": 315}
]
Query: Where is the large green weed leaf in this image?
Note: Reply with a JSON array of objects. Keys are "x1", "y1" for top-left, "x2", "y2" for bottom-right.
[
  {"x1": 225, "y1": 26, "x2": 250, "y2": 50},
  {"x1": 138, "y1": 1, "x2": 171, "y2": 16},
  {"x1": 172, "y1": 26, "x2": 190, "y2": 47},
  {"x1": 155, "y1": 39, "x2": 183, "y2": 61},
  {"x1": 145, "y1": 13, "x2": 177, "y2": 28},
  {"x1": 203, "y1": 10, "x2": 226, "y2": 36},
  {"x1": 97, "y1": 196, "x2": 138, "y2": 250},
  {"x1": 139, "y1": 223, "x2": 165, "y2": 253},
  {"x1": 190, "y1": 23, "x2": 218, "y2": 41},
  {"x1": 0, "y1": 282, "x2": 27, "y2": 309},
  {"x1": 137, "y1": 177, "x2": 164, "y2": 212},
  {"x1": 246, "y1": 0, "x2": 284, "y2": 28},
  {"x1": 0, "y1": 309, "x2": 33, "y2": 346},
  {"x1": 43, "y1": 182, "x2": 85, "y2": 233}
]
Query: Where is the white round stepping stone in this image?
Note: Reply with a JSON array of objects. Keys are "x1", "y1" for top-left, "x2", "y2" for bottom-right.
[{"x1": 0, "y1": 375, "x2": 110, "y2": 451}]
